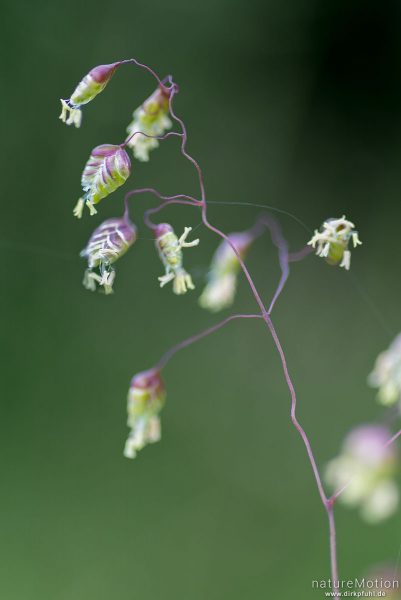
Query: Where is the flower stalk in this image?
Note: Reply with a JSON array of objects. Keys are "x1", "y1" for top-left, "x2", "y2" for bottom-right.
[{"x1": 59, "y1": 55, "x2": 399, "y2": 591}]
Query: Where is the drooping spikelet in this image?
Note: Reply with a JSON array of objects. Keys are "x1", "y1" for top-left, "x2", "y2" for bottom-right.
[
  {"x1": 80, "y1": 215, "x2": 137, "y2": 294},
  {"x1": 325, "y1": 425, "x2": 399, "y2": 523},
  {"x1": 74, "y1": 144, "x2": 131, "y2": 218},
  {"x1": 154, "y1": 223, "x2": 199, "y2": 295},
  {"x1": 307, "y1": 215, "x2": 362, "y2": 270},
  {"x1": 60, "y1": 62, "x2": 119, "y2": 127},
  {"x1": 199, "y1": 231, "x2": 254, "y2": 312},
  {"x1": 126, "y1": 86, "x2": 172, "y2": 161},
  {"x1": 368, "y1": 333, "x2": 401, "y2": 407},
  {"x1": 124, "y1": 369, "x2": 166, "y2": 459}
]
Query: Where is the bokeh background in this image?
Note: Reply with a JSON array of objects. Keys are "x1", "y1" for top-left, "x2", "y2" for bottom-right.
[{"x1": 2, "y1": 0, "x2": 401, "y2": 598}]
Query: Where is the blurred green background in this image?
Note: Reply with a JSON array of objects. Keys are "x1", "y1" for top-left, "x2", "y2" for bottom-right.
[{"x1": 2, "y1": 0, "x2": 401, "y2": 598}]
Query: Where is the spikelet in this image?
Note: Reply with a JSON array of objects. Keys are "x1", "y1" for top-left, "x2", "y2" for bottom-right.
[
  {"x1": 124, "y1": 369, "x2": 166, "y2": 459},
  {"x1": 154, "y1": 223, "x2": 199, "y2": 295},
  {"x1": 308, "y1": 215, "x2": 362, "y2": 270},
  {"x1": 199, "y1": 231, "x2": 254, "y2": 312},
  {"x1": 74, "y1": 144, "x2": 131, "y2": 218},
  {"x1": 325, "y1": 425, "x2": 399, "y2": 523},
  {"x1": 80, "y1": 216, "x2": 137, "y2": 294},
  {"x1": 126, "y1": 86, "x2": 172, "y2": 161},
  {"x1": 60, "y1": 62, "x2": 119, "y2": 127}
]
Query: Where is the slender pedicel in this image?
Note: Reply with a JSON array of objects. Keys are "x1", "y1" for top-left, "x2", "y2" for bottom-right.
[{"x1": 157, "y1": 314, "x2": 263, "y2": 371}]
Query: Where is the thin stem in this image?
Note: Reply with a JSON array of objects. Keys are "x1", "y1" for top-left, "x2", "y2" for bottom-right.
[
  {"x1": 168, "y1": 85, "x2": 268, "y2": 313},
  {"x1": 207, "y1": 200, "x2": 312, "y2": 235},
  {"x1": 168, "y1": 89, "x2": 206, "y2": 204},
  {"x1": 257, "y1": 213, "x2": 290, "y2": 314},
  {"x1": 385, "y1": 428, "x2": 401, "y2": 448},
  {"x1": 122, "y1": 58, "x2": 165, "y2": 88},
  {"x1": 121, "y1": 57, "x2": 339, "y2": 584},
  {"x1": 122, "y1": 129, "x2": 182, "y2": 149},
  {"x1": 263, "y1": 313, "x2": 340, "y2": 586},
  {"x1": 123, "y1": 187, "x2": 201, "y2": 229},
  {"x1": 288, "y1": 245, "x2": 313, "y2": 263},
  {"x1": 165, "y1": 64, "x2": 339, "y2": 581},
  {"x1": 157, "y1": 314, "x2": 262, "y2": 371},
  {"x1": 144, "y1": 199, "x2": 199, "y2": 230},
  {"x1": 263, "y1": 314, "x2": 328, "y2": 505},
  {"x1": 124, "y1": 187, "x2": 200, "y2": 205},
  {"x1": 327, "y1": 502, "x2": 339, "y2": 588}
]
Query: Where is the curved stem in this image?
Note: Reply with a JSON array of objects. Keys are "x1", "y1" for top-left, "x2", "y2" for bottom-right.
[
  {"x1": 288, "y1": 245, "x2": 313, "y2": 263},
  {"x1": 122, "y1": 129, "x2": 182, "y2": 149},
  {"x1": 122, "y1": 58, "x2": 166, "y2": 88},
  {"x1": 207, "y1": 200, "x2": 312, "y2": 235},
  {"x1": 124, "y1": 187, "x2": 200, "y2": 206},
  {"x1": 257, "y1": 213, "x2": 290, "y2": 314},
  {"x1": 144, "y1": 198, "x2": 200, "y2": 230},
  {"x1": 157, "y1": 314, "x2": 262, "y2": 371},
  {"x1": 168, "y1": 89, "x2": 206, "y2": 204},
  {"x1": 168, "y1": 85, "x2": 267, "y2": 314},
  {"x1": 121, "y1": 57, "x2": 339, "y2": 585},
  {"x1": 264, "y1": 313, "x2": 340, "y2": 586},
  {"x1": 263, "y1": 314, "x2": 328, "y2": 505},
  {"x1": 123, "y1": 187, "x2": 201, "y2": 228}
]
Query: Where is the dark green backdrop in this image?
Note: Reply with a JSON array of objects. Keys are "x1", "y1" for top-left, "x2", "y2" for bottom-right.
[{"x1": 2, "y1": 0, "x2": 401, "y2": 598}]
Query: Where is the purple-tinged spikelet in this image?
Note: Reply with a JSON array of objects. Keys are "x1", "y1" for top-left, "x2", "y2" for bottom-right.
[
  {"x1": 154, "y1": 223, "x2": 199, "y2": 295},
  {"x1": 199, "y1": 231, "x2": 254, "y2": 312},
  {"x1": 59, "y1": 62, "x2": 120, "y2": 127},
  {"x1": 74, "y1": 144, "x2": 131, "y2": 218},
  {"x1": 325, "y1": 425, "x2": 399, "y2": 523},
  {"x1": 80, "y1": 215, "x2": 137, "y2": 294},
  {"x1": 124, "y1": 368, "x2": 166, "y2": 459},
  {"x1": 368, "y1": 333, "x2": 401, "y2": 407},
  {"x1": 126, "y1": 85, "x2": 172, "y2": 161}
]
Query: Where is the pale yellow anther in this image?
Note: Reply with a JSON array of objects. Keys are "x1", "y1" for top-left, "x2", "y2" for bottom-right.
[
  {"x1": 82, "y1": 270, "x2": 98, "y2": 291},
  {"x1": 178, "y1": 226, "x2": 200, "y2": 249},
  {"x1": 99, "y1": 270, "x2": 115, "y2": 294},
  {"x1": 59, "y1": 99, "x2": 82, "y2": 128},
  {"x1": 340, "y1": 250, "x2": 351, "y2": 270},
  {"x1": 86, "y1": 201, "x2": 98, "y2": 216},
  {"x1": 158, "y1": 272, "x2": 175, "y2": 288},
  {"x1": 172, "y1": 271, "x2": 195, "y2": 295},
  {"x1": 73, "y1": 198, "x2": 85, "y2": 219},
  {"x1": 352, "y1": 232, "x2": 362, "y2": 247},
  {"x1": 59, "y1": 99, "x2": 69, "y2": 122},
  {"x1": 321, "y1": 243, "x2": 330, "y2": 258}
]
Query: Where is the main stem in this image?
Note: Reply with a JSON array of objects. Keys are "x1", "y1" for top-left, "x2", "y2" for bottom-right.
[
  {"x1": 129, "y1": 57, "x2": 340, "y2": 586},
  {"x1": 170, "y1": 77, "x2": 339, "y2": 586},
  {"x1": 327, "y1": 500, "x2": 339, "y2": 587}
]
